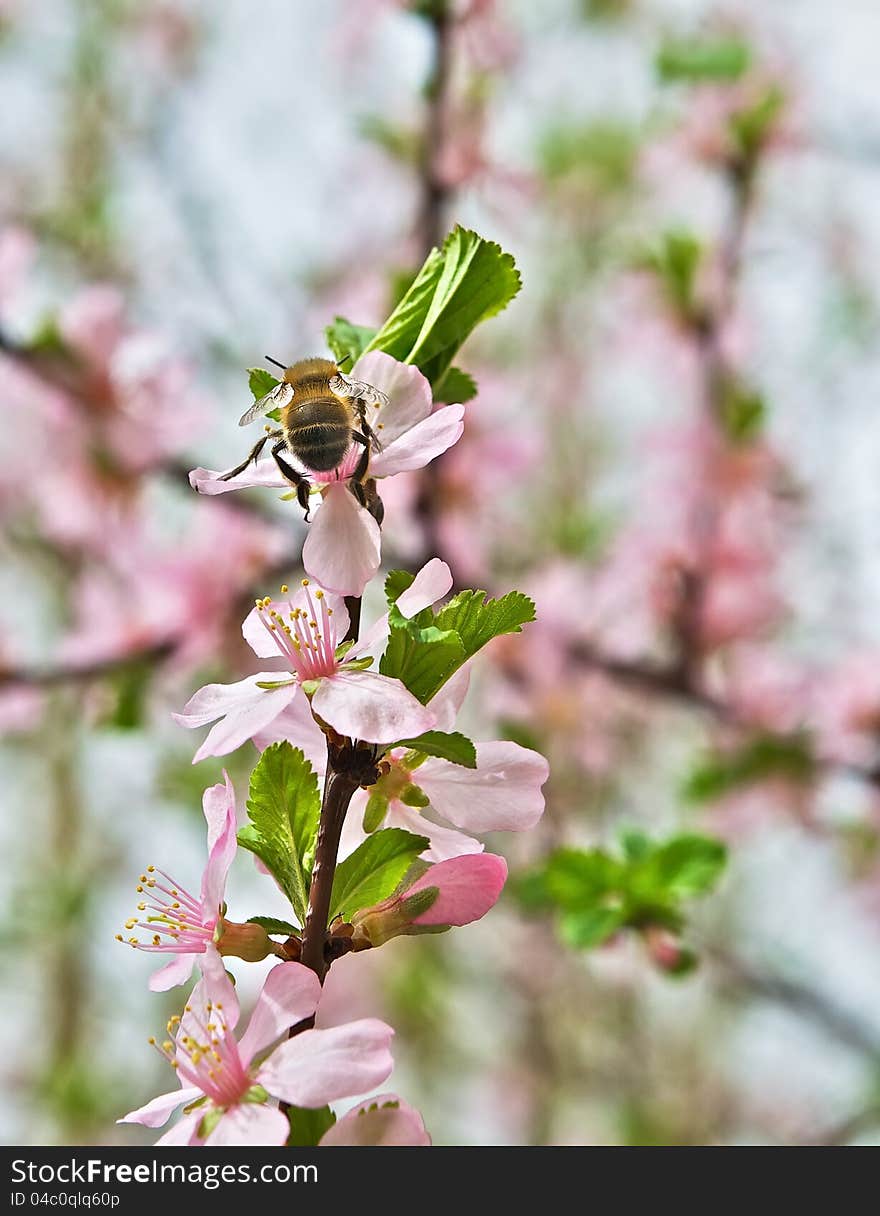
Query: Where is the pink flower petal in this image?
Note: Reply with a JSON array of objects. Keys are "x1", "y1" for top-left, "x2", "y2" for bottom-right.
[
  {"x1": 408, "y1": 853, "x2": 508, "y2": 926},
  {"x1": 302, "y1": 483, "x2": 381, "y2": 597},
  {"x1": 428, "y1": 666, "x2": 471, "y2": 732},
  {"x1": 205, "y1": 1103, "x2": 290, "y2": 1147},
  {"x1": 351, "y1": 352, "x2": 432, "y2": 443},
  {"x1": 237, "y1": 963, "x2": 322, "y2": 1069},
  {"x1": 385, "y1": 800, "x2": 483, "y2": 863},
  {"x1": 370, "y1": 406, "x2": 464, "y2": 478},
  {"x1": 344, "y1": 561, "x2": 451, "y2": 661},
  {"x1": 154, "y1": 1111, "x2": 203, "y2": 1146},
  {"x1": 320, "y1": 1094, "x2": 431, "y2": 1146},
  {"x1": 200, "y1": 772, "x2": 238, "y2": 913},
  {"x1": 189, "y1": 956, "x2": 241, "y2": 1032},
  {"x1": 252, "y1": 694, "x2": 328, "y2": 773},
  {"x1": 241, "y1": 606, "x2": 285, "y2": 660},
  {"x1": 396, "y1": 558, "x2": 453, "y2": 618},
  {"x1": 119, "y1": 1086, "x2": 201, "y2": 1128},
  {"x1": 148, "y1": 953, "x2": 196, "y2": 993},
  {"x1": 189, "y1": 462, "x2": 289, "y2": 495},
  {"x1": 417, "y1": 742, "x2": 549, "y2": 833},
  {"x1": 312, "y1": 669, "x2": 434, "y2": 744},
  {"x1": 173, "y1": 675, "x2": 298, "y2": 763},
  {"x1": 256, "y1": 1019, "x2": 394, "y2": 1107}
]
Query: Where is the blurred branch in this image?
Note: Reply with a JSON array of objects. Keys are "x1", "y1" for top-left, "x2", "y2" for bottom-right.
[
  {"x1": 570, "y1": 641, "x2": 880, "y2": 789},
  {"x1": 413, "y1": 1, "x2": 457, "y2": 567},
  {"x1": 709, "y1": 947, "x2": 880, "y2": 1062},
  {"x1": 0, "y1": 641, "x2": 177, "y2": 689},
  {"x1": 415, "y1": 1, "x2": 454, "y2": 255}
]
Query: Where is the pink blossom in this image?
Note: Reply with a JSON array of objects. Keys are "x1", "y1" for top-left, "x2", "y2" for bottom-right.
[
  {"x1": 350, "y1": 853, "x2": 508, "y2": 948},
  {"x1": 58, "y1": 502, "x2": 286, "y2": 670},
  {"x1": 364, "y1": 727, "x2": 549, "y2": 862},
  {"x1": 174, "y1": 574, "x2": 435, "y2": 760},
  {"x1": 117, "y1": 774, "x2": 239, "y2": 991},
  {"x1": 320, "y1": 1094, "x2": 431, "y2": 1146},
  {"x1": 120, "y1": 962, "x2": 397, "y2": 1146},
  {"x1": 189, "y1": 353, "x2": 465, "y2": 596},
  {"x1": 810, "y1": 654, "x2": 880, "y2": 768}
]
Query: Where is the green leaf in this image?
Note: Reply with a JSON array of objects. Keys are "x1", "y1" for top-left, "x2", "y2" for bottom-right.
[
  {"x1": 729, "y1": 85, "x2": 785, "y2": 163},
  {"x1": 384, "y1": 568, "x2": 417, "y2": 607},
  {"x1": 656, "y1": 37, "x2": 751, "y2": 83},
  {"x1": 538, "y1": 119, "x2": 640, "y2": 194},
  {"x1": 287, "y1": 1104, "x2": 336, "y2": 1147},
  {"x1": 638, "y1": 230, "x2": 703, "y2": 321},
  {"x1": 380, "y1": 583, "x2": 534, "y2": 706},
  {"x1": 363, "y1": 226, "x2": 521, "y2": 389},
  {"x1": 324, "y1": 317, "x2": 376, "y2": 368},
  {"x1": 540, "y1": 848, "x2": 622, "y2": 907},
  {"x1": 238, "y1": 743, "x2": 320, "y2": 925},
  {"x1": 246, "y1": 916, "x2": 299, "y2": 937},
  {"x1": 329, "y1": 828, "x2": 428, "y2": 922},
  {"x1": 645, "y1": 835, "x2": 728, "y2": 898},
  {"x1": 433, "y1": 589, "x2": 536, "y2": 663},
  {"x1": 719, "y1": 382, "x2": 766, "y2": 443},
  {"x1": 516, "y1": 830, "x2": 728, "y2": 963},
  {"x1": 247, "y1": 367, "x2": 280, "y2": 400},
  {"x1": 433, "y1": 366, "x2": 478, "y2": 404},
  {"x1": 379, "y1": 624, "x2": 466, "y2": 705},
  {"x1": 560, "y1": 906, "x2": 625, "y2": 949},
  {"x1": 392, "y1": 729, "x2": 477, "y2": 769},
  {"x1": 358, "y1": 114, "x2": 422, "y2": 165},
  {"x1": 683, "y1": 733, "x2": 815, "y2": 803}
]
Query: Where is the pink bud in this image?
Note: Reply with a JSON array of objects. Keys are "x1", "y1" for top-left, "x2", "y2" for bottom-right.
[{"x1": 351, "y1": 853, "x2": 508, "y2": 949}]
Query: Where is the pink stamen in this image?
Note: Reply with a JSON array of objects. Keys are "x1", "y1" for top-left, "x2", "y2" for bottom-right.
[
  {"x1": 120, "y1": 867, "x2": 214, "y2": 956},
  {"x1": 254, "y1": 584, "x2": 341, "y2": 683}
]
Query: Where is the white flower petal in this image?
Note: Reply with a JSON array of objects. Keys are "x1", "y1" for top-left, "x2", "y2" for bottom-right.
[
  {"x1": 351, "y1": 352, "x2": 432, "y2": 443},
  {"x1": 204, "y1": 1104, "x2": 290, "y2": 1147},
  {"x1": 189, "y1": 462, "x2": 289, "y2": 495},
  {"x1": 417, "y1": 742, "x2": 549, "y2": 833},
  {"x1": 370, "y1": 405, "x2": 464, "y2": 478},
  {"x1": 173, "y1": 675, "x2": 298, "y2": 763},
  {"x1": 312, "y1": 669, "x2": 434, "y2": 744},
  {"x1": 302, "y1": 484, "x2": 381, "y2": 597},
  {"x1": 119, "y1": 1086, "x2": 201, "y2": 1129}
]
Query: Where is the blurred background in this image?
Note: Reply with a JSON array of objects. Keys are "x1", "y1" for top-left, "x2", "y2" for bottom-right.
[{"x1": 3, "y1": 0, "x2": 880, "y2": 1147}]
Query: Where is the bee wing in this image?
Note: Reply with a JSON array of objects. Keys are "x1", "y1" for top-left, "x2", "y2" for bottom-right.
[
  {"x1": 237, "y1": 381, "x2": 295, "y2": 427},
  {"x1": 329, "y1": 373, "x2": 390, "y2": 410}
]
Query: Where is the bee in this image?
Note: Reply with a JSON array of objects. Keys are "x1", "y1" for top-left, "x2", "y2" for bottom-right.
[{"x1": 220, "y1": 355, "x2": 388, "y2": 518}]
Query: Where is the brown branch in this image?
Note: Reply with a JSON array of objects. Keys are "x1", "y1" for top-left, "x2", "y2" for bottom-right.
[{"x1": 299, "y1": 761, "x2": 360, "y2": 979}]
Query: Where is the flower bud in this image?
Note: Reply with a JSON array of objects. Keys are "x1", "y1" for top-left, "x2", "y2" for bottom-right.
[
  {"x1": 216, "y1": 919, "x2": 275, "y2": 963},
  {"x1": 350, "y1": 853, "x2": 508, "y2": 950}
]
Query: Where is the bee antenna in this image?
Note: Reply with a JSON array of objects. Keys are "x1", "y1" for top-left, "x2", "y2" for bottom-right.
[
  {"x1": 265, "y1": 355, "x2": 287, "y2": 371},
  {"x1": 336, "y1": 353, "x2": 353, "y2": 370}
]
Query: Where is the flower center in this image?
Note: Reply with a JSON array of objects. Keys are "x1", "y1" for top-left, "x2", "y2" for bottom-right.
[
  {"x1": 255, "y1": 579, "x2": 340, "y2": 682},
  {"x1": 117, "y1": 865, "x2": 214, "y2": 956},
  {"x1": 150, "y1": 998, "x2": 251, "y2": 1110}
]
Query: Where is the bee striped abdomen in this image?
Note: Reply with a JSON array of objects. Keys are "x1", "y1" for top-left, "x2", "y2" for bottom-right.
[{"x1": 285, "y1": 396, "x2": 352, "y2": 472}]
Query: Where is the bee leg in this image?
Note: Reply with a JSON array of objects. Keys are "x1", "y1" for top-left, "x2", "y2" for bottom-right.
[
  {"x1": 218, "y1": 432, "x2": 278, "y2": 481},
  {"x1": 355, "y1": 402, "x2": 383, "y2": 452},
  {"x1": 271, "y1": 440, "x2": 312, "y2": 521},
  {"x1": 347, "y1": 438, "x2": 371, "y2": 509}
]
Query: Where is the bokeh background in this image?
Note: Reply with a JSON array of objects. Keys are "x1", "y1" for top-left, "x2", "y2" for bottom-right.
[{"x1": 3, "y1": 0, "x2": 880, "y2": 1147}]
